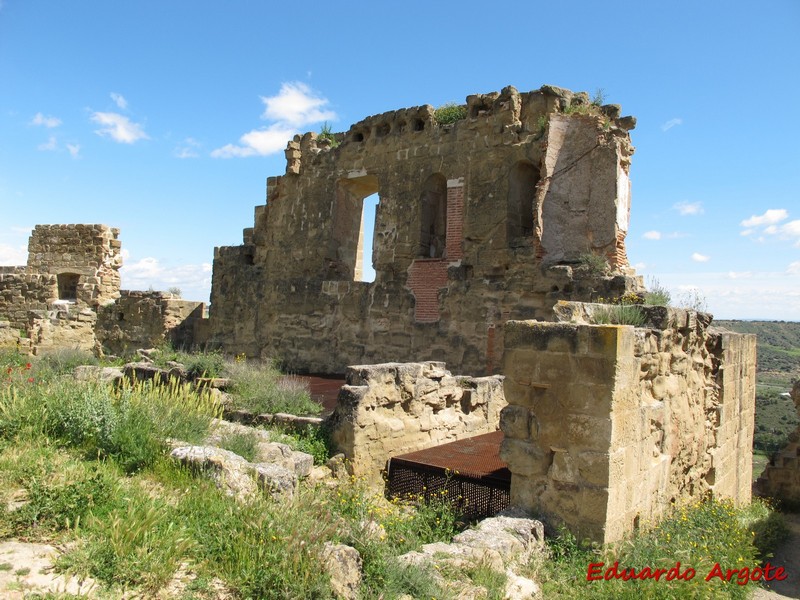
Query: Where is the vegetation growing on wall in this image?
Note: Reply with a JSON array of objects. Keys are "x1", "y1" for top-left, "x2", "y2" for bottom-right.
[{"x1": 434, "y1": 102, "x2": 467, "y2": 125}]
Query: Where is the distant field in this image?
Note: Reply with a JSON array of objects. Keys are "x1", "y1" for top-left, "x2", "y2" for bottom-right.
[{"x1": 715, "y1": 320, "x2": 799, "y2": 453}]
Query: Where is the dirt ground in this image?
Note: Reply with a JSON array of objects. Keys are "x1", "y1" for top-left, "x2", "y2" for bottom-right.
[{"x1": 753, "y1": 512, "x2": 800, "y2": 599}]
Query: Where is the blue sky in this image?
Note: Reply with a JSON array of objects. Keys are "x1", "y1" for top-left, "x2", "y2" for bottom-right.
[{"x1": 1, "y1": 1, "x2": 798, "y2": 320}]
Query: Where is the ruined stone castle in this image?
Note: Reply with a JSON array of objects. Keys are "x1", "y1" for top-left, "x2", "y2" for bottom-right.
[
  {"x1": 0, "y1": 85, "x2": 772, "y2": 543},
  {"x1": 208, "y1": 85, "x2": 642, "y2": 375}
]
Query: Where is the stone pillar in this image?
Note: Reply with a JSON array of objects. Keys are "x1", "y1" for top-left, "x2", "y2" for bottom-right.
[{"x1": 501, "y1": 316, "x2": 755, "y2": 544}]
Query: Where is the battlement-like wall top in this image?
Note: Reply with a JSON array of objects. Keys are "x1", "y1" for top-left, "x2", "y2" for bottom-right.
[{"x1": 281, "y1": 84, "x2": 636, "y2": 175}]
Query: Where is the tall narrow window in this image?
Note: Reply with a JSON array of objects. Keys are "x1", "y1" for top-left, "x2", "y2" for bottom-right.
[
  {"x1": 507, "y1": 161, "x2": 539, "y2": 240},
  {"x1": 419, "y1": 173, "x2": 447, "y2": 258},
  {"x1": 331, "y1": 175, "x2": 380, "y2": 281},
  {"x1": 358, "y1": 193, "x2": 379, "y2": 282},
  {"x1": 57, "y1": 273, "x2": 80, "y2": 301}
]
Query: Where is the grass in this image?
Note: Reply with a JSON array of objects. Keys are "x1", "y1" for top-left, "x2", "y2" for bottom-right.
[
  {"x1": 226, "y1": 360, "x2": 322, "y2": 416},
  {"x1": 532, "y1": 497, "x2": 787, "y2": 600},
  {"x1": 0, "y1": 349, "x2": 792, "y2": 598},
  {"x1": 217, "y1": 429, "x2": 260, "y2": 462},
  {"x1": 0, "y1": 350, "x2": 463, "y2": 597}
]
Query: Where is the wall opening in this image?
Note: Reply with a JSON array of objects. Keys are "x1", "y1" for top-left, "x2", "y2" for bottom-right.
[
  {"x1": 507, "y1": 161, "x2": 539, "y2": 241},
  {"x1": 332, "y1": 175, "x2": 380, "y2": 281},
  {"x1": 419, "y1": 173, "x2": 447, "y2": 258},
  {"x1": 57, "y1": 273, "x2": 80, "y2": 302},
  {"x1": 359, "y1": 193, "x2": 379, "y2": 282}
]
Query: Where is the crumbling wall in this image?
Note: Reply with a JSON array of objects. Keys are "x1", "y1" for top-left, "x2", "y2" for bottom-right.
[
  {"x1": 500, "y1": 305, "x2": 755, "y2": 543},
  {"x1": 0, "y1": 267, "x2": 56, "y2": 330},
  {"x1": 756, "y1": 381, "x2": 800, "y2": 507},
  {"x1": 210, "y1": 85, "x2": 642, "y2": 375},
  {"x1": 96, "y1": 291, "x2": 206, "y2": 356},
  {"x1": 328, "y1": 361, "x2": 506, "y2": 485}
]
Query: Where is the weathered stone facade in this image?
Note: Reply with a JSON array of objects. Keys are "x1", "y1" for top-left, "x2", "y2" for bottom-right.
[
  {"x1": 500, "y1": 303, "x2": 756, "y2": 543},
  {"x1": 328, "y1": 361, "x2": 505, "y2": 484},
  {"x1": 756, "y1": 381, "x2": 800, "y2": 508},
  {"x1": 209, "y1": 85, "x2": 643, "y2": 375}
]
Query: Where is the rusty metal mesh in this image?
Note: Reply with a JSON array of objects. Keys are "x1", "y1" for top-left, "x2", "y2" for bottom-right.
[{"x1": 386, "y1": 431, "x2": 510, "y2": 521}]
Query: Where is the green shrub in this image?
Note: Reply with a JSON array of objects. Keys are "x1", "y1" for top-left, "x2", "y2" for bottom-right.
[
  {"x1": 269, "y1": 424, "x2": 332, "y2": 465},
  {"x1": 592, "y1": 304, "x2": 646, "y2": 326},
  {"x1": 577, "y1": 253, "x2": 610, "y2": 276},
  {"x1": 183, "y1": 351, "x2": 226, "y2": 379},
  {"x1": 318, "y1": 122, "x2": 339, "y2": 147},
  {"x1": 644, "y1": 278, "x2": 671, "y2": 306},
  {"x1": 434, "y1": 102, "x2": 467, "y2": 125}
]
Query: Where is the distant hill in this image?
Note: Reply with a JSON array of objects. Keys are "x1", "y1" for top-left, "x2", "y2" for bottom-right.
[
  {"x1": 715, "y1": 320, "x2": 800, "y2": 376},
  {"x1": 714, "y1": 320, "x2": 799, "y2": 453}
]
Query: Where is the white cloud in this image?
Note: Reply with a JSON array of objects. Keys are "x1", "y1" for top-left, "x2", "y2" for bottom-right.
[
  {"x1": 740, "y1": 229, "x2": 753, "y2": 236},
  {"x1": 261, "y1": 82, "x2": 336, "y2": 127},
  {"x1": 66, "y1": 143, "x2": 81, "y2": 158},
  {"x1": 212, "y1": 124, "x2": 296, "y2": 158},
  {"x1": 120, "y1": 256, "x2": 212, "y2": 301},
  {"x1": 31, "y1": 112, "x2": 61, "y2": 128},
  {"x1": 661, "y1": 117, "x2": 682, "y2": 132},
  {"x1": 646, "y1": 272, "x2": 800, "y2": 320},
  {"x1": 691, "y1": 252, "x2": 710, "y2": 262},
  {"x1": 110, "y1": 92, "x2": 128, "y2": 110},
  {"x1": 173, "y1": 137, "x2": 201, "y2": 159},
  {"x1": 37, "y1": 136, "x2": 58, "y2": 151},
  {"x1": 740, "y1": 209, "x2": 788, "y2": 228},
  {"x1": 91, "y1": 112, "x2": 149, "y2": 144},
  {"x1": 642, "y1": 230, "x2": 661, "y2": 240},
  {"x1": 780, "y1": 219, "x2": 800, "y2": 237},
  {"x1": 787, "y1": 261, "x2": 800, "y2": 275},
  {"x1": 213, "y1": 82, "x2": 336, "y2": 158},
  {"x1": 727, "y1": 271, "x2": 752, "y2": 279},
  {"x1": 0, "y1": 240, "x2": 27, "y2": 265},
  {"x1": 673, "y1": 201, "x2": 704, "y2": 216}
]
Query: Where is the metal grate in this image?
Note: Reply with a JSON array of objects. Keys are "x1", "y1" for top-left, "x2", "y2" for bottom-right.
[{"x1": 386, "y1": 430, "x2": 510, "y2": 521}]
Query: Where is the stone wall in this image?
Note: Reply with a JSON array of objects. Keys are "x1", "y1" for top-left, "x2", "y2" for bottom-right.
[
  {"x1": 500, "y1": 304, "x2": 756, "y2": 543},
  {"x1": 96, "y1": 291, "x2": 207, "y2": 356},
  {"x1": 0, "y1": 268, "x2": 56, "y2": 330},
  {"x1": 210, "y1": 85, "x2": 643, "y2": 375},
  {"x1": 756, "y1": 381, "x2": 800, "y2": 507},
  {"x1": 327, "y1": 361, "x2": 506, "y2": 485}
]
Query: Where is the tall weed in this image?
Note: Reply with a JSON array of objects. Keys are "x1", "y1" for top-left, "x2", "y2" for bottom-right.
[{"x1": 227, "y1": 361, "x2": 321, "y2": 416}]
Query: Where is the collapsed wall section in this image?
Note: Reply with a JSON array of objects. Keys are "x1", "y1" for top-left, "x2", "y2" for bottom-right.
[
  {"x1": 96, "y1": 291, "x2": 207, "y2": 356},
  {"x1": 500, "y1": 306, "x2": 755, "y2": 543},
  {"x1": 327, "y1": 361, "x2": 505, "y2": 485},
  {"x1": 210, "y1": 85, "x2": 642, "y2": 375}
]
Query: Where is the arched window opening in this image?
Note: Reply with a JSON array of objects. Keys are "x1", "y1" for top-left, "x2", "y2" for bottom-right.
[
  {"x1": 507, "y1": 161, "x2": 539, "y2": 241},
  {"x1": 57, "y1": 273, "x2": 80, "y2": 302},
  {"x1": 419, "y1": 173, "x2": 447, "y2": 258}
]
